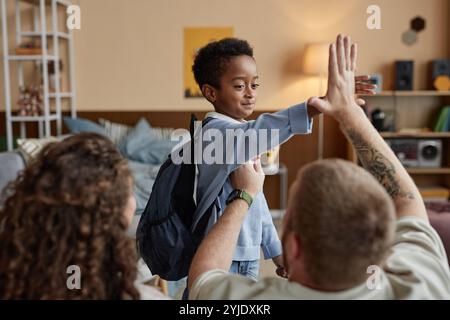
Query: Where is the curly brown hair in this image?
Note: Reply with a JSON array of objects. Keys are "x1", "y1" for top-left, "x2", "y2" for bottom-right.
[{"x1": 0, "y1": 133, "x2": 140, "y2": 299}]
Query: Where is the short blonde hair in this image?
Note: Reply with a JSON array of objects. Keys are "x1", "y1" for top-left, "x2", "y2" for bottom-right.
[{"x1": 288, "y1": 159, "x2": 395, "y2": 290}]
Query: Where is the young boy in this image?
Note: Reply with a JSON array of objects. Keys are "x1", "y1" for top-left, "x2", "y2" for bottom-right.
[{"x1": 190, "y1": 38, "x2": 373, "y2": 281}]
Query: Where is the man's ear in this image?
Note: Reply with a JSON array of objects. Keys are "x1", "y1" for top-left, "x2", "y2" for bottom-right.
[
  {"x1": 286, "y1": 232, "x2": 301, "y2": 260},
  {"x1": 202, "y1": 84, "x2": 217, "y2": 103}
]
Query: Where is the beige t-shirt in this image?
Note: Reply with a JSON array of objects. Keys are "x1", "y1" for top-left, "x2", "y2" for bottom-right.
[
  {"x1": 190, "y1": 217, "x2": 450, "y2": 300},
  {"x1": 136, "y1": 282, "x2": 171, "y2": 300}
]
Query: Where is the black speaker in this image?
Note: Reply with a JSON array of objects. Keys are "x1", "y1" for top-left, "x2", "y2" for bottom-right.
[
  {"x1": 431, "y1": 60, "x2": 450, "y2": 79},
  {"x1": 395, "y1": 60, "x2": 414, "y2": 91}
]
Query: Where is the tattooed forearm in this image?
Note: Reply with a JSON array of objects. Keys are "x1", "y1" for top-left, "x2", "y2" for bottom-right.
[{"x1": 347, "y1": 130, "x2": 415, "y2": 200}]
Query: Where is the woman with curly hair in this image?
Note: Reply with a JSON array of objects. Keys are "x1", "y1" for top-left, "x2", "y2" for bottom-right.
[{"x1": 0, "y1": 133, "x2": 165, "y2": 299}]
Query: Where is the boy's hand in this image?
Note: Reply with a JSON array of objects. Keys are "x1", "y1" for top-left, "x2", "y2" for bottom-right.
[
  {"x1": 307, "y1": 34, "x2": 361, "y2": 121},
  {"x1": 230, "y1": 157, "x2": 265, "y2": 198},
  {"x1": 272, "y1": 255, "x2": 288, "y2": 278},
  {"x1": 307, "y1": 75, "x2": 375, "y2": 119},
  {"x1": 355, "y1": 75, "x2": 377, "y2": 96}
]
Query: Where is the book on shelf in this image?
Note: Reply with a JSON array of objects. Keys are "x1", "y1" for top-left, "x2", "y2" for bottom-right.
[
  {"x1": 434, "y1": 106, "x2": 450, "y2": 132},
  {"x1": 419, "y1": 186, "x2": 450, "y2": 201}
]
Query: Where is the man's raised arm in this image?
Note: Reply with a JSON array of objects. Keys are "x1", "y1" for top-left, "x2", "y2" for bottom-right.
[
  {"x1": 308, "y1": 34, "x2": 427, "y2": 220},
  {"x1": 188, "y1": 159, "x2": 266, "y2": 293}
]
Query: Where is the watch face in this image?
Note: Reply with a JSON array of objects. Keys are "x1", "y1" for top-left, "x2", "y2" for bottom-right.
[{"x1": 227, "y1": 189, "x2": 241, "y2": 204}]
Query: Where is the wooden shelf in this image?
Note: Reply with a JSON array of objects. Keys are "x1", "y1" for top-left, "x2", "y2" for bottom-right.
[
  {"x1": 20, "y1": 0, "x2": 72, "y2": 6},
  {"x1": 380, "y1": 132, "x2": 450, "y2": 138},
  {"x1": 407, "y1": 168, "x2": 450, "y2": 175},
  {"x1": 7, "y1": 55, "x2": 56, "y2": 61},
  {"x1": 20, "y1": 31, "x2": 70, "y2": 39},
  {"x1": 361, "y1": 91, "x2": 450, "y2": 97},
  {"x1": 11, "y1": 114, "x2": 59, "y2": 122},
  {"x1": 49, "y1": 92, "x2": 74, "y2": 98}
]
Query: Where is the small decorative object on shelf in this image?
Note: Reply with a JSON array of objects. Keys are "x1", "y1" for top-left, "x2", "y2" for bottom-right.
[
  {"x1": 17, "y1": 85, "x2": 43, "y2": 117},
  {"x1": 369, "y1": 74, "x2": 383, "y2": 93},
  {"x1": 430, "y1": 60, "x2": 450, "y2": 91},
  {"x1": 434, "y1": 76, "x2": 450, "y2": 92},
  {"x1": 401, "y1": 16, "x2": 426, "y2": 46},
  {"x1": 411, "y1": 16, "x2": 426, "y2": 32},
  {"x1": 371, "y1": 109, "x2": 386, "y2": 132},
  {"x1": 15, "y1": 40, "x2": 42, "y2": 55},
  {"x1": 401, "y1": 30, "x2": 417, "y2": 46},
  {"x1": 420, "y1": 186, "x2": 450, "y2": 201},
  {"x1": 261, "y1": 146, "x2": 280, "y2": 175},
  {"x1": 430, "y1": 60, "x2": 450, "y2": 82},
  {"x1": 47, "y1": 60, "x2": 63, "y2": 91},
  {"x1": 434, "y1": 106, "x2": 450, "y2": 132},
  {"x1": 395, "y1": 60, "x2": 414, "y2": 91}
]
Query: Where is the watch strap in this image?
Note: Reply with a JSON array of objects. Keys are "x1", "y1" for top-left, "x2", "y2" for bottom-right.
[{"x1": 227, "y1": 189, "x2": 253, "y2": 208}]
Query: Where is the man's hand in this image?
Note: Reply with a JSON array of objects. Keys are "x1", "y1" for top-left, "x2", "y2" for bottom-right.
[
  {"x1": 307, "y1": 35, "x2": 363, "y2": 120},
  {"x1": 230, "y1": 157, "x2": 265, "y2": 198}
]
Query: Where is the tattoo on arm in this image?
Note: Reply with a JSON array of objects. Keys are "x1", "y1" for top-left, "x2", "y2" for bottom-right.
[{"x1": 347, "y1": 130, "x2": 415, "y2": 200}]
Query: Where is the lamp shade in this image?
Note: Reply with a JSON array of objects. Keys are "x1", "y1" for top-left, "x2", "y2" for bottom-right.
[{"x1": 302, "y1": 43, "x2": 329, "y2": 76}]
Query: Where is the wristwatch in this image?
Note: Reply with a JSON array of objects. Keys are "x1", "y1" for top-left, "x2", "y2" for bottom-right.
[{"x1": 226, "y1": 189, "x2": 253, "y2": 208}]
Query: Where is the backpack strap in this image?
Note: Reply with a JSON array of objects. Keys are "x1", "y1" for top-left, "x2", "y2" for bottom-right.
[
  {"x1": 189, "y1": 114, "x2": 216, "y2": 164},
  {"x1": 202, "y1": 116, "x2": 215, "y2": 127},
  {"x1": 190, "y1": 114, "x2": 197, "y2": 164}
]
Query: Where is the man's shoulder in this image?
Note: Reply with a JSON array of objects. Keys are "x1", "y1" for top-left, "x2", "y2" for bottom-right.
[
  {"x1": 190, "y1": 270, "x2": 295, "y2": 300},
  {"x1": 384, "y1": 216, "x2": 450, "y2": 299},
  {"x1": 392, "y1": 216, "x2": 446, "y2": 255},
  {"x1": 389, "y1": 216, "x2": 449, "y2": 268}
]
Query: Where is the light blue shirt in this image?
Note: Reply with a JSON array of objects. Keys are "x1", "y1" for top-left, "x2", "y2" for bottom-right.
[{"x1": 193, "y1": 102, "x2": 313, "y2": 261}]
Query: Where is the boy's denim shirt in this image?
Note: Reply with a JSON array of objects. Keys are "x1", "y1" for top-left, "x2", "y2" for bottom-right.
[{"x1": 191, "y1": 102, "x2": 313, "y2": 261}]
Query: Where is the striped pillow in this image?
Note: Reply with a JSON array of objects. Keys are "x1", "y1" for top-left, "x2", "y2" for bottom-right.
[
  {"x1": 98, "y1": 118, "x2": 132, "y2": 145},
  {"x1": 99, "y1": 118, "x2": 175, "y2": 144},
  {"x1": 17, "y1": 136, "x2": 59, "y2": 162}
]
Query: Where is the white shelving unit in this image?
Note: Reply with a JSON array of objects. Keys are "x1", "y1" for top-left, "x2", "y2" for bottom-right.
[{"x1": 1, "y1": 0, "x2": 77, "y2": 151}]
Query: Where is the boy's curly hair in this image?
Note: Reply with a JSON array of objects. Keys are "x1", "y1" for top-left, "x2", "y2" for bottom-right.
[
  {"x1": 192, "y1": 37, "x2": 253, "y2": 90},
  {"x1": 0, "y1": 133, "x2": 140, "y2": 299}
]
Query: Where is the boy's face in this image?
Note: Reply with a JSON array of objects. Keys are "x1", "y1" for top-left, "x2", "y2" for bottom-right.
[{"x1": 207, "y1": 55, "x2": 259, "y2": 121}]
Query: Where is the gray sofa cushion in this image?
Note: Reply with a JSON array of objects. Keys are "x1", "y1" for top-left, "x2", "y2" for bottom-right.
[{"x1": 0, "y1": 152, "x2": 25, "y2": 204}]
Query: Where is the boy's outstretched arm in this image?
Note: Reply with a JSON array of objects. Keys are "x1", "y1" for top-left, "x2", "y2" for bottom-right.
[
  {"x1": 202, "y1": 102, "x2": 313, "y2": 176},
  {"x1": 308, "y1": 35, "x2": 427, "y2": 220}
]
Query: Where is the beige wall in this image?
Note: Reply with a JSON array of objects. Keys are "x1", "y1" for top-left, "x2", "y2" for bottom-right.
[{"x1": 1, "y1": 0, "x2": 449, "y2": 112}]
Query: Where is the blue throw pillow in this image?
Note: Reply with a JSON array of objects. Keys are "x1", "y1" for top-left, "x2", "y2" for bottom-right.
[
  {"x1": 119, "y1": 118, "x2": 176, "y2": 165},
  {"x1": 130, "y1": 139, "x2": 177, "y2": 165},
  {"x1": 63, "y1": 117, "x2": 107, "y2": 136},
  {"x1": 119, "y1": 118, "x2": 154, "y2": 156}
]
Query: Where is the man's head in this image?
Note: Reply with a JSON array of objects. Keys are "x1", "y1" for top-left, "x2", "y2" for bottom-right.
[
  {"x1": 283, "y1": 159, "x2": 396, "y2": 291},
  {"x1": 192, "y1": 38, "x2": 259, "y2": 120}
]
